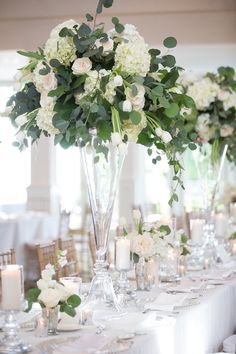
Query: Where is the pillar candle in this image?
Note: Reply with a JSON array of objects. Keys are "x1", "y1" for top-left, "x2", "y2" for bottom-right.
[
  {"x1": 190, "y1": 219, "x2": 205, "y2": 244},
  {"x1": 115, "y1": 237, "x2": 131, "y2": 271},
  {"x1": 2, "y1": 266, "x2": 22, "y2": 310},
  {"x1": 60, "y1": 277, "x2": 81, "y2": 295},
  {"x1": 215, "y1": 213, "x2": 228, "y2": 238}
]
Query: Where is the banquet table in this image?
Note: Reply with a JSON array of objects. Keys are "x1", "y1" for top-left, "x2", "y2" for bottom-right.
[{"x1": 18, "y1": 264, "x2": 236, "y2": 354}]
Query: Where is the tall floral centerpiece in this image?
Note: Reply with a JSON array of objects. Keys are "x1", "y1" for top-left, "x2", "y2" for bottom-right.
[
  {"x1": 182, "y1": 67, "x2": 236, "y2": 165},
  {"x1": 7, "y1": 0, "x2": 195, "y2": 310},
  {"x1": 181, "y1": 67, "x2": 236, "y2": 251}
]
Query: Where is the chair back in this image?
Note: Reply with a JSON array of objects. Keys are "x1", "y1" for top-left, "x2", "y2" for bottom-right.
[
  {"x1": 0, "y1": 249, "x2": 16, "y2": 266},
  {"x1": 58, "y1": 238, "x2": 79, "y2": 277},
  {"x1": 35, "y1": 241, "x2": 61, "y2": 280}
]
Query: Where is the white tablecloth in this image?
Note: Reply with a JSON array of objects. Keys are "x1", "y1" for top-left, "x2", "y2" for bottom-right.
[{"x1": 21, "y1": 275, "x2": 236, "y2": 354}]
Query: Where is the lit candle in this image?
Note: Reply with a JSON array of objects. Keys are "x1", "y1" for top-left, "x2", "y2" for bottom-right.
[
  {"x1": 204, "y1": 259, "x2": 209, "y2": 269},
  {"x1": 1, "y1": 265, "x2": 22, "y2": 310},
  {"x1": 190, "y1": 219, "x2": 205, "y2": 244},
  {"x1": 115, "y1": 237, "x2": 131, "y2": 271},
  {"x1": 215, "y1": 213, "x2": 228, "y2": 238},
  {"x1": 178, "y1": 265, "x2": 186, "y2": 277}
]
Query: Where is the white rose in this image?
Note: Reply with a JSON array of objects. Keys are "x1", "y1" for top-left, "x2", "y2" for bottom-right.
[
  {"x1": 111, "y1": 132, "x2": 122, "y2": 146},
  {"x1": 95, "y1": 37, "x2": 114, "y2": 55},
  {"x1": 113, "y1": 75, "x2": 123, "y2": 87},
  {"x1": 56, "y1": 283, "x2": 71, "y2": 301},
  {"x1": 161, "y1": 131, "x2": 172, "y2": 144},
  {"x1": 220, "y1": 124, "x2": 234, "y2": 137},
  {"x1": 155, "y1": 127, "x2": 163, "y2": 137},
  {"x1": 37, "y1": 279, "x2": 49, "y2": 290},
  {"x1": 15, "y1": 114, "x2": 27, "y2": 127},
  {"x1": 125, "y1": 84, "x2": 145, "y2": 111},
  {"x1": 132, "y1": 233, "x2": 154, "y2": 258},
  {"x1": 72, "y1": 58, "x2": 92, "y2": 75},
  {"x1": 38, "y1": 288, "x2": 61, "y2": 308},
  {"x1": 122, "y1": 100, "x2": 132, "y2": 112}
]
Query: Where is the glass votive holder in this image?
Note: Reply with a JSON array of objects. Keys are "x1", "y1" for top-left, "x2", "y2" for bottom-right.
[
  {"x1": 34, "y1": 315, "x2": 48, "y2": 337},
  {"x1": 78, "y1": 307, "x2": 93, "y2": 326},
  {"x1": 60, "y1": 277, "x2": 82, "y2": 295}
]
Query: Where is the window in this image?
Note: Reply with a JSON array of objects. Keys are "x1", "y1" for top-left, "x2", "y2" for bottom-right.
[{"x1": 0, "y1": 85, "x2": 30, "y2": 210}]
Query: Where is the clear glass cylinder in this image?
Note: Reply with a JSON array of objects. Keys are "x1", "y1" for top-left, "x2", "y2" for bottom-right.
[{"x1": 42, "y1": 307, "x2": 59, "y2": 335}]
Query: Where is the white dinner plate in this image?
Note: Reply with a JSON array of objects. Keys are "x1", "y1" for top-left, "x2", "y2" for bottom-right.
[{"x1": 57, "y1": 322, "x2": 81, "y2": 332}]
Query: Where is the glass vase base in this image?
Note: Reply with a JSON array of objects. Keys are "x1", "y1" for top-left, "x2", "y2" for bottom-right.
[{"x1": 83, "y1": 271, "x2": 122, "y2": 312}]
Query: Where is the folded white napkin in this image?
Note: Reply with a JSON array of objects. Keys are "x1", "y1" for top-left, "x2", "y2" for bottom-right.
[
  {"x1": 167, "y1": 279, "x2": 204, "y2": 293},
  {"x1": 223, "y1": 335, "x2": 236, "y2": 353},
  {"x1": 53, "y1": 333, "x2": 117, "y2": 354},
  {"x1": 144, "y1": 292, "x2": 189, "y2": 311}
]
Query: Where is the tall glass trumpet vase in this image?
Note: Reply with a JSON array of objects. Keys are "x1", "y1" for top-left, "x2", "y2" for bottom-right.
[
  {"x1": 0, "y1": 265, "x2": 31, "y2": 353},
  {"x1": 80, "y1": 132, "x2": 127, "y2": 312}
]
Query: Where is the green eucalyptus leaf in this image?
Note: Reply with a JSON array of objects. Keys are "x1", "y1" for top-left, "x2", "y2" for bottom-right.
[
  {"x1": 165, "y1": 103, "x2": 179, "y2": 118},
  {"x1": 67, "y1": 294, "x2": 81, "y2": 308},
  {"x1": 86, "y1": 13, "x2": 94, "y2": 22},
  {"x1": 163, "y1": 37, "x2": 177, "y2": 48},
  {"x1": 130, "y1": 111, "x2": 141, "y2": 125},
  {"x1": 50, "y1": 59, "x2": 61, "y2": 68}
]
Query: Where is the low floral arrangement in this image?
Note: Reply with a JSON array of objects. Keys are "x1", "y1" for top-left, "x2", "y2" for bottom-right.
[
  {"x1": 26, "y1": 253, "x2": 81, "y2": 317},
  {"x1": 6, "y1": 0, "x2": 196, "y2": 205},
  {"x1": 121, "y1": 210, "x2": 173, "y2": 261},
  {"x1": 181, "y1": 67, "x2": 236, "y2": 164}
]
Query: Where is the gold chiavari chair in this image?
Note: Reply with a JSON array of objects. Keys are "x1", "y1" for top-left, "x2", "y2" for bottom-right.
[
  {"x1": 0, "y1": 249, "x2": 16, "y2": 265},
  {"x1": 58, "y1": 237, "x2": 79, "y2": 277},
  {"x1": 35, "y1": 241, "x2": 61, "y2": 280}
]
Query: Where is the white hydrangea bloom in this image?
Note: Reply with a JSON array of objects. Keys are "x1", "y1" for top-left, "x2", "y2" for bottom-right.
[
  {"x1": 222, "y1": 92, "x2": 236, "y2": 111},
  {"x1": 195, "y1": 113, "x2": 214, "y2": 142},
  {"x1": 114, "y1": 39, "x2": 151, "y2": 77},
  {"x1": 33, "y1": 61, "x2": 57, "y2": 93},
  {"x1": 122, "y1": 111, "x2": 147, "y2": 142},
  {"x1": 104, "y1": 80, "x2": 116, "y2": 104},
  {"x1": 220, "y1": 124, "x2": 234, "y2": 137},
  {"x1": 36, "y1": 104, "x2": 59, "y2": 135},
  {"x1": 186, "y1": 78, "x2": 220, "y2": 110},
  {"x1": 125, "y1": 84, "x2": 145, "y2": 111},
  {"x1": 109, "y1": 24, "x2": 143, "y2": 43},
  {"x1": 44, "y1": 36, "x2": 77, "y2": 66}
]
